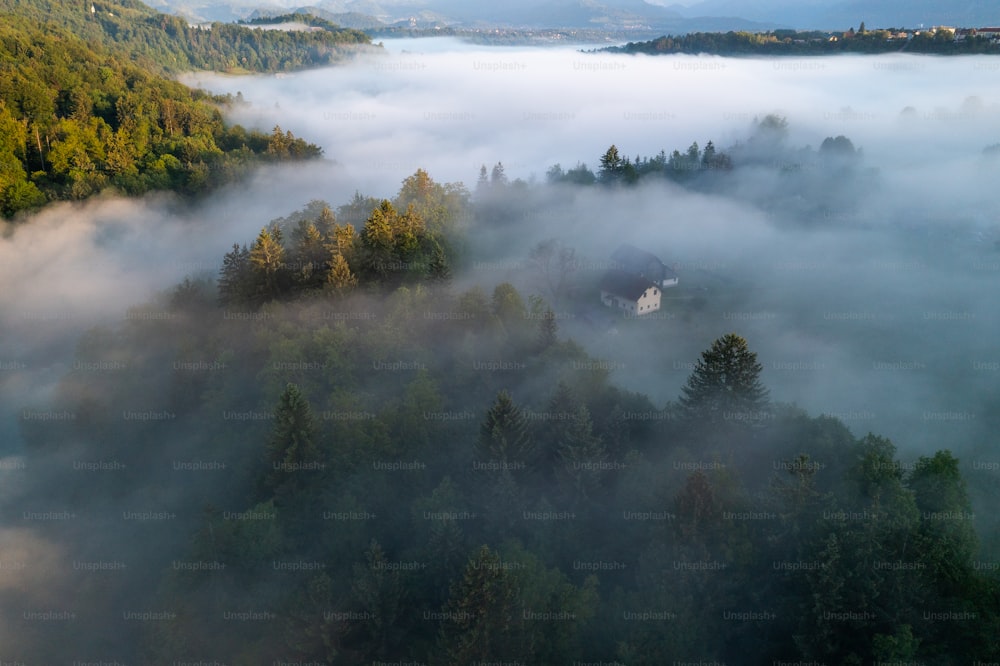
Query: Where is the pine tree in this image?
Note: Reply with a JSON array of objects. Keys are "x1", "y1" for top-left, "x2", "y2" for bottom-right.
[
  {"x1": 490, "y1": 162, "x2": 507, "y2": 187},
  {"x1": 537, "y1": 307, "x2": 558, "y2": 351},
  {"x1": 907, "y1": 450, "x2": 977, "y2": 585},
  {"x1": 436, "y1": 545, "x2": 519, "y2": 664},
  {"x1": 477, "y1": 164, "x2": 489, "y2": 192},
  {"x1": 603, "y1": 403, "x2": 631, "y2": 462},
  {"x1": 217, "y1": 242, "x2": 252, "y2": 305},
  {"x1": 599, "y1": 144, "x2": 622, "y2": 182},
  {"x1": 427, "y1": 241, "x2": 451, "y2": 283},
  {"x1": 291, "y1": 220, "x2": 327, "y2": 290},
  {"x1": 266, "y1": 124, "x2": 291, "y2": 158},
  {"x1": 265, "y1": 383, "x2": 319, "y2": 496},
  {"x1": 329, "y1": 222, "x2": 357, "y2": 261},
  {"x1": 701, "y1": 140, "x2": 717, "y2": 168},
  {"x1": 249, "y1": 226, "x2": 288, "y2": 303},
  {"x1": 477, "y1": 391, "x2": 533, "y2": 465},
  {"x1": 554, "y1": 404, "x2": 606, "y2": 503},
  {"x1": 535, "y1": 382, "x2": 579, "y2": 482},
  {"x1": 315, "y1": 205, "x2": 337, "y2": 238},
  {"x1": 347, "y1": 540, "x2": 406, "y2": 659},
  {"x1": 327, "y1": 253, "x2": 358, "y2": 292},
  {"x1": 678, "y1": 333, "x2": 770, "y2": 428}
]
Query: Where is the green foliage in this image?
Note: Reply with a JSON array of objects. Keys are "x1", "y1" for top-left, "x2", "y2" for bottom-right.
[
  {"x1": 435, "y1": 545, "x2": 520, "y2": 664},
  {"x1": 607, "y1": 27, "x2": 1000, "y2": 56},
  {"x1": 548, "y1": 138, "x2": 732, "y2": 189},
  {"x1": 478, "y1": 390, "x2": 533, "y2": 465},
  {"x1": 0, "y1": 2, "x2": 339, "y2": 216},
  {"x1": 679, "y1": 332, "x2": 770, "y2": 428},
  {"x1": 25, "y1": 172, "x2": 1000, "y2": 665},
  {"x1": 265, "y1": 383, "x2": 320, "y2": 497}
]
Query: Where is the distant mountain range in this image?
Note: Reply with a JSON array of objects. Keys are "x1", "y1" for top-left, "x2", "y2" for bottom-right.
[
  {"x1": 144, "y1": 0, "x2": 773, "y2": 31},
  {"x1": 146, "y1": 0, "x2": 999, "y2": 31}
]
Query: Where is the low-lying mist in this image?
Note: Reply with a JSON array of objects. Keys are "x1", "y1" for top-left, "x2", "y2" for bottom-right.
[
  {"x1": 2, "y1": 40, "x2": 997, "y2": 466},
  {"x1": 2, "y1": 38, "x2": 1000, "y2": 661}
]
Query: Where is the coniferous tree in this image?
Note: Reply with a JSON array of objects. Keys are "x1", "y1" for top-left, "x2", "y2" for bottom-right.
[
  {"x1": 328, "y1": 222, "x2": 357, "y2": 266},
  {"x1": 315, "y1": 205, "x2": 337, "y2": 238},
  {"x1": 554, "y1": 404, "x2": 605, "y2": 503},
  {"x1": 427, "y1": 240, "x2": 451, "y2": 283},
  {"x1": 534, "y1": 381, "x2": 577, "y2": 483},
  {"x1": 327, "y1": 253, "x2": 358, "y2": 293},
  {"x1": 490, "y1": 162, "x2": 507, "y2": 187},
  {"x1": 217, "y1": 242, "x2": 252, "y2": 306},
  {"x1": 477, "y1": 164, "x2": 489, "y2": 193},
  {"x1": 249, "y1": 226, "x2": 289, "y2": 303},
  {"x1": 346, "y1": 540, "x2": 408, "y2": 660},
  {"x1": 291, "y1": 220, "x2": 327, "y2": 290},
  {"x1": 537, "y1": 307, "x2": 558, "y2": 351},
  {"x1": 362, "y1": 201, "x2": 394, "y2": 266},
  {"x1": 907, "y1": 450, "x2": 978, "y2": 587},
  {"x1": 284, "y1": 572, "x2": 343, "y2": 664},
  {"x1": 477, "y1": 390, "x2": 533, "y2": 465},
  {"x1": 265, "y1": 383, "x2": 319, "y2": 496},
  {"x1": 678, "y1": 333, "x2": 770, "y2": 428},
  {"x1": 435, "y1": 545, "x2": 519, "y2": 665},
  {"x1": 599, "y1": 144, "x2": 622, "y2": 182}
]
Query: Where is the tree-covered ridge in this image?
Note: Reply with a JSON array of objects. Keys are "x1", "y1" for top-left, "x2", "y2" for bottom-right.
[
  {"x1": 0, "y1": 15, "x2": 324, "y2": 217},
  {"x1": 217, "y1": 169, "x2": 468, "y2": 306},
  {"x1": 241, "y1": 12, "x2": 351, "y2": 33},
  {"x1": 536, "y1": 115, "x2": 873, "y2": 225},
  {"x1": 0, "y1": 1, "x2": 372, "y2": 75},
  {"x1": 605, "y1": 26, "x2": 1000, "y2": 56},
  {"x1": 16, "y1": 171, "x2": 1000, "y2": 664},
  {"x1": 546, "y1": 139, "x2": 733, "y2": 188}
]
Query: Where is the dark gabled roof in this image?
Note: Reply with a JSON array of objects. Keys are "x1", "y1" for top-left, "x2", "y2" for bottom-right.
[
  {"x1": 600, "y1": 270, "x2": 657, "y2": 301},
  {"x1": 611, "y1": 243, "x2": 665, "y2": 270},
  {"x1": 611, "y1": 243, "x2": 678, "y2": 281}
]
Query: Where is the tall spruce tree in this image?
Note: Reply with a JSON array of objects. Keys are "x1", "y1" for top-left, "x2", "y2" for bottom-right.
[
  {"x1": 217, "y1": 242, "x2": 252, "y2": 306},
  {"x1": 265, "y1": 383, "x2": 319, "y2": 496},
  {"x1": 679, "y1": 333, "x2": 770, "y2": 428},
  {"x1": 249, "y1": 226, "x2": 289, "y2": 303},
  {"x1": 477, "y1": 390, "x2": 533, "y2": 465},
  {"x1": 436, "y1": 545, "x2": 519, "y2": 664}
]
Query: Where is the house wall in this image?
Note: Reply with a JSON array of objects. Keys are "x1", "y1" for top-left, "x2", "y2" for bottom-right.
[
  {"x1": 635, "y1": 288, "x2": 660, "y2": 315},
  {"x1": 602, "y1": 288, "x2": 661, "y2": 315}
]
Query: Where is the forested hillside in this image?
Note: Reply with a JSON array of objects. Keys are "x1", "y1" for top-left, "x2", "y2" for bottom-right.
[
  {"x1": 0, "y1": 0, "x2": 371, "y2": 74},
  {"x1": 0, "y1": 0, "x2": 370, "y2": 217},
  {"x1": 606, "y1": 27, "x2": 1000, "y2": 56},
  {"x1": 14, "y1": 169, "x2": 1000, "y2": 664}
]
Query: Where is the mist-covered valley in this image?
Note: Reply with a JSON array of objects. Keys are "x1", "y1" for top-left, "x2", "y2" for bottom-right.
[{"x1": 3, "y1": 38, "x2": 1000, "y2": 663}]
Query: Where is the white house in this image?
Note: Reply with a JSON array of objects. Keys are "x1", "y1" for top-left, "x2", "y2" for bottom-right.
[{"x1": 600, "y1": 270, "x2": 661, "y2": 316}]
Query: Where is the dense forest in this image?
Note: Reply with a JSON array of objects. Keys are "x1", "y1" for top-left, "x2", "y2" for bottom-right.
[
  {"x1": 14, "y1": 167, "x2": 1000, "y2": 664},
  {"x1": 0, "y1": 1, "x2": 371, "y2": 74},
  {"x1": 4, "y1": 4, "x2": 999, "y2": 660},
  {"x1": 0, "y1": 0, "x2": 371, "y2": 217},
  {"x1": 606, "y1": 26, "x2": 1000, "y2": 56}
]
